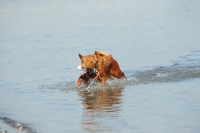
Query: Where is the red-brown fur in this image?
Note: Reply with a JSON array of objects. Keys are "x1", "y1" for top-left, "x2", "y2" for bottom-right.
[{"x1": 76, "y1": 50, "x2": 126, "y2": 86}]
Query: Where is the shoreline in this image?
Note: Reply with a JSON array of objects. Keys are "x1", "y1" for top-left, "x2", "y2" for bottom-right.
[
  {"x1": 0, "y1": 120, "x2": 18, "y2": 133},
  {"x1": 0, "y1": 116, "x2": 37, "y2": 133}
]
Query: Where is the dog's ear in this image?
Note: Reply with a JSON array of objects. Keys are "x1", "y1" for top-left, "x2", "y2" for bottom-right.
[
  {"x1": 95, "y1": 50, "x2": 110, "y2": 56},
  {"x1": 95, "y1": 50, "x2": 103, "y2": 56},
  {"x1": 79, "y1": 54, "x2": 83, "y2": 59}
]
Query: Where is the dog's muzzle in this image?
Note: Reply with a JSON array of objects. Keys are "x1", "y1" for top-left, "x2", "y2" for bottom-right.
[{"x1": 86, "y1": 67, "x2": 98, "y2": 74}]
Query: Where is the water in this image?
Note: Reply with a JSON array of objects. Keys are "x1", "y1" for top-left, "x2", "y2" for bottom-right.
[{"x1": 0, "y1": 0, "x2": 200, "y2": 132}]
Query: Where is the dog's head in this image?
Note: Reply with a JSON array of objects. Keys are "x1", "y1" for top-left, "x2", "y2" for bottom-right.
[
  {"x1": 79, "y1": 53, "x2": 97, "y2": 69},
  {"x1": 79, "y1": 50, "x2": 112, "y2": 69}
]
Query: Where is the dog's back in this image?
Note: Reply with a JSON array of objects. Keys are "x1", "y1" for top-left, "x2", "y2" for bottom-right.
[{"x1": 95, "y1": 50, "x2": 126, "y2": 80}]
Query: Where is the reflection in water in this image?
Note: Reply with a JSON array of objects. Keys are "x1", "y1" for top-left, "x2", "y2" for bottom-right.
[{"x1": 78, "y1": 88, "x2": 123, "y2": 132}]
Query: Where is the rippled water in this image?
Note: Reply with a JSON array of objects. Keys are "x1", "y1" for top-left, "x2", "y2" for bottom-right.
[{"x1": 0, "y1": 0, "x2": 200, "y2": 133}]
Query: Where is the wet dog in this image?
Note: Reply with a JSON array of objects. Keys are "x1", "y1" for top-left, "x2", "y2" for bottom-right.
[{"x1": 76, "y1": 50, "x2": 126, "y2": 86}]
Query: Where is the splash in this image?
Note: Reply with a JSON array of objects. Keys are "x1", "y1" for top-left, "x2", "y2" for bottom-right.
[
  {"x1": 40, "y1": 63, "x2": 200, "y2": 91},
  {"x1": 131, "y1": 64, "x2": 200, "y2": 84},
  {"x1": 40, "y1": 58, "x2": 200, "y2": 91}
]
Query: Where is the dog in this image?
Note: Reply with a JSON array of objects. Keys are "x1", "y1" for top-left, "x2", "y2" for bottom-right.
[{"x1": 76, "y1": 50, "x2": 126, "y2": 87}]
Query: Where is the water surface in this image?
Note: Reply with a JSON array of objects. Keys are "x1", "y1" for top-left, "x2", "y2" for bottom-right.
[{"x1": 0, "y1": 0, "x2": 200, "y2": 133}]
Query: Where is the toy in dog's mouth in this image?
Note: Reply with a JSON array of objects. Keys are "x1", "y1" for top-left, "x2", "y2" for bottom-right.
[
  {"x1": 86, "y1": 67, "x2": 98, "y2": 73},
  {"x1": 77, "y1": 65, "x2": 82, "y2": 70},
  {"x1": 77, "y1": 65, "x2": 98, "y2": 73}
]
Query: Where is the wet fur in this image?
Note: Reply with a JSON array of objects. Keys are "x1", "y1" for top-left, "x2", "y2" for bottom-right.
[{"x1": 76, "y1": 50, "x2": 126, "y2": 86}]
